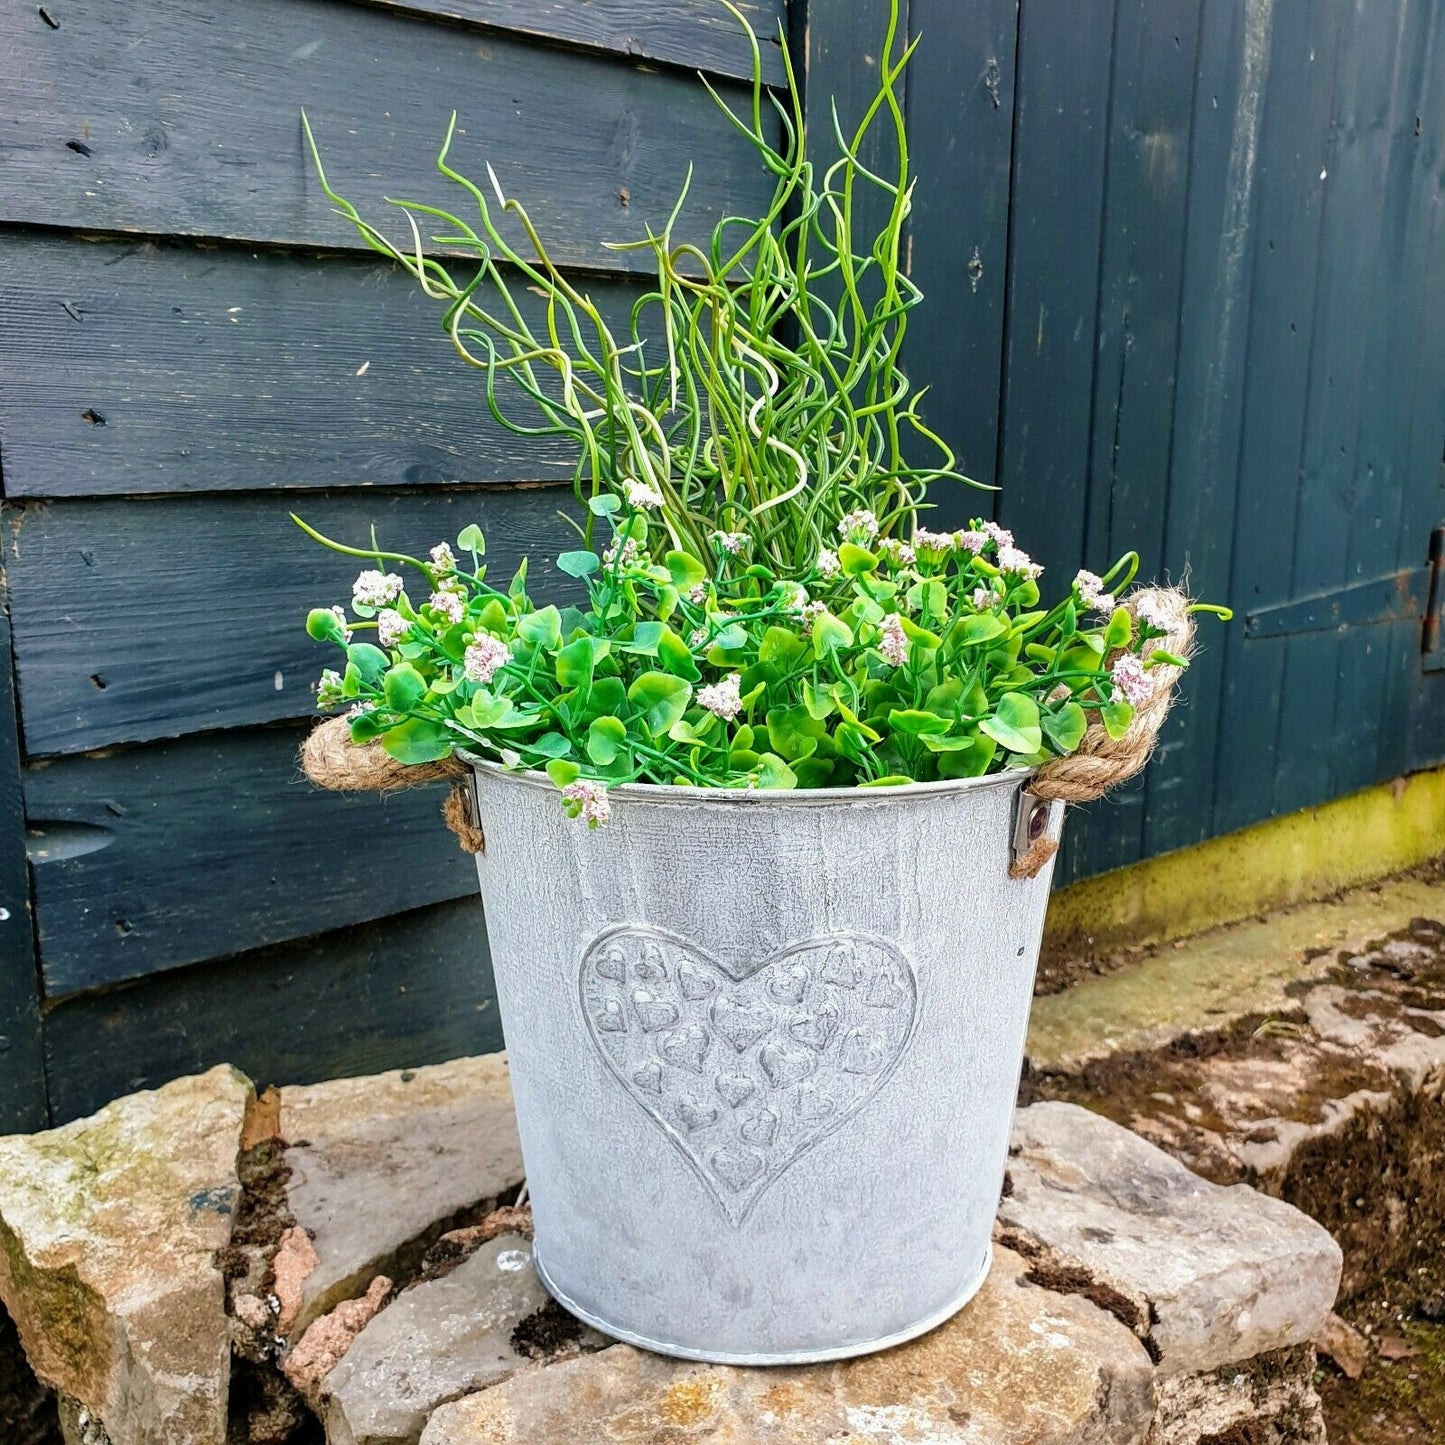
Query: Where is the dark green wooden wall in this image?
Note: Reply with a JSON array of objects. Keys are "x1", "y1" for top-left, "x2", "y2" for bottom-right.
[{"x1": 1, "y1": 0, "x2": 1441, "y2": 1127}]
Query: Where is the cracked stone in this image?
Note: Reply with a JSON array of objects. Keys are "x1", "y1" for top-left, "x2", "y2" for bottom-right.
[
  {"x1": 998, "y1": 1101, "x2": 1342, "y2": 1376},
  {"x1": 418, "y1": 1246, "x2": 1157, "y2": 1445},
  {"x1": 279, "y1": 1055, "x2": 524, "y2": 1337},
  {"x1": 0, "y1": 1066, "x2": 251, "y2": 1445},
  {"x1": 282, "y1": 1274, "x2": 392, "y2": 1408},
  {"x1": 321, "y1": 1235, "x2": 550, "y2": 1445}
]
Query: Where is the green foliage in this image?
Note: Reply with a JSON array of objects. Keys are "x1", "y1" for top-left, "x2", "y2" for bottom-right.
[{"x1": 297, "y1": 0, "x2": 1228, "y2": 817}]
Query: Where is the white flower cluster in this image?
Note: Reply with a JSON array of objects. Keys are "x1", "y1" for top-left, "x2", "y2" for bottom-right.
[
  {"x1": 1109, "y1": 654, "x2": 1155, "y2": 707},
  {"x1": 562, "y1": 779, "x2": 610, "y2": 827},
  {"x1": 1073, "y1": 569, "x2": 1112, "y2": 612},
  {"x1": 878, "y1": 613, "x2": 909, "y2": 668},
  {"x1": 464, "y1": 635, "x2": 511, "y2": 685},
  {"x1": 428, "y1": 590, "x2": 466, "y2": 626},
  {"x1": 624, "y1": 478, "x2": 664, "y2": 510},
  {"x1": 377, "y1": 609, "x2": 411, "y2": 647},
  {"x1": 316, "y1": 669, "x2": 345, "y2": 708},
  {"x1": 911, "y1": 527, "x2": 955, "y2": 562},
  {"x1": 996, "y1": 544, "x2": 1043, "y2": 579},
  {"x1": 326, "y1": 605, "x2": 352, "y2": 642},
  {"x1": 698, "y1": 674, "x2": 743, "y2": 720},
  {"x1": 815, "y1": 548, "x2": 841, "y2": 578},
  {"x1": 603, "y1": 536, "x2": 642, "y2": 569},
  {"x1": 878, "y1": 537, "x2": 916, "y2": 568},
  {"x1": 800, "y1": 600, "x2": 828, "y2": 636},
  {"x1": 954, "y1": 529, "x2": 988, "y2": 555},
  {"x1": 1133, "y1": 592, "x2": 1176, "y2": 632},
  {"x1": 837, "y1": 509, "x2": 880, "y2": 543},
  {"x1": 353, "y1": 569, "x2": 403, "y2": 610},
  {"x1": 713, "y1": 531, "x2": 749, "y2": 556}
]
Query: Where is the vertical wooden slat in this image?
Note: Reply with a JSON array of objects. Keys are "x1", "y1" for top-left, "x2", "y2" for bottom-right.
[
  {"x1": 1142, "y1": 0, "x2": 1273, "y2": 857},
  {"x1": 1274, "y1": 0, "x2": 1406, "y2": 817},
  {"x1": 0, "y1": 593, "x2": 48, "y2": 1132},
  {"x1": 903, "y1": 0, "x2": 1019, "y2": 526},
  {"x1": 995, "y1": 0, "x2": 1118, "y2": 884},
  {"x1": 1074, "y1": 0, "x2": 1203, "y2": 878},
  {"x1": 1212, "y1": 1, "x2": 1343, "y2": 835},
  {"x1": 1332, "y1": 0, "x2": 1439, "y2": 798}
]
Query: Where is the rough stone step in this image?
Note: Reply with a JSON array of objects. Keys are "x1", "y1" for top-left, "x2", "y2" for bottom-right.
[
  {"x1": 0, "y1": 1052, "x2": 1343, "y2": 1445},
  {"x1": 0, "y1": 1065, "x2": 253, "y2": 1445}
]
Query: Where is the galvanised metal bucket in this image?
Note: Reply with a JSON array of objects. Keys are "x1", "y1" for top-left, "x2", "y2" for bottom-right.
[{"x1": 466, "y1": 761, "x2": 1064, "y2": 1364}]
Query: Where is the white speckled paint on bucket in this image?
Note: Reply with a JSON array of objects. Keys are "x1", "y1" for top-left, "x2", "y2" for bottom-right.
[{"x1": 465, "y1": 760, "x2": 1064, "y2": 1364}]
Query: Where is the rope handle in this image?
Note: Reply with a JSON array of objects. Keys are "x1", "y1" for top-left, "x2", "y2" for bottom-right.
[{"x1": 301, "y1": 585, "x2": 1195, "y2": 863}]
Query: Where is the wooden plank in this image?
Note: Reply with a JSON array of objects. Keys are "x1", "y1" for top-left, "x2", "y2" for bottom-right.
[
  {"x1": 1211, "y1": 0, "x2": 1343, "y2": 836},
  {"x1": 356, "y1": 0, "x2": 788, "y2": 84},
  {"x1": 24, "y1": 725, "x2": 479, "y2": 997},
  {"x1": 0, "y1": 234, "x2": 657, "y2": 498},
  {"x1": 1272, "y1": 0, "x2": 1404, "y2": 818},
  {"x1": 993, "y1": 0, "x2": 1116, "y2": 885},
  {"x1": 40, "y1": 895, "x2": 503, "y2": 1125},
  {"x1": 1330, "y1": 0, "x2": 1438, "y2": 799},
  {"x1": 0, "y1": 0, "x2": 774, "y2": 272},
  {"x1": 1075, "y1": 0, "x2": 1202, "y2": 879},
  {"x1": 902, "y1": 0, "x2": 1018, "y2": 528},
  {"x1": 0, "y1": 602, "x2": 49, "y2": 1133},
  {"x1": 8, "y1": 488, "x2": 584, "y2": 757},
  {"x1": 1140, "y1": 0, "x2": 1271, "y2": 858}
]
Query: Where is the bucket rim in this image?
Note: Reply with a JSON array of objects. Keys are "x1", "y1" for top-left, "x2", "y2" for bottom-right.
[{"x1": 458, "y1": 750, "x2": 1035, "y2": 808}]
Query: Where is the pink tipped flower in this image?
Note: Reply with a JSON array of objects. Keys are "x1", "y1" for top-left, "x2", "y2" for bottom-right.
[
  {"x1": 623, "y1": 477, "x2": 664, "y2": 510},
  {"x1": 464, "y1": 635, "x2": 511, "y2": 684},
  {"x1": 878, "y1": 538, "x2": 916, "y2": 568},
  {"x1": 686, "y1": 583, "x2": 709, "y2": 605},
  {"x1": 316, "y1": 669, "x2": 345, "y2": 708},
  {"x1": 837, "y1": 509, "x2": 880, "y2": 542},
  {"x1": 997, "y1": 544, "x2": 1043, "y2": 580},
  {"x1": 815, "y1": 548, "x2": 841, "y2": 578},
  {"x1": 428, "y1": 542, "x2": 457, "y2": 577},
  {"x1": 429, "y1": 590, "x2": 465, "y2": 626},
  {"x1": 353, "y1": 569, "x2": 403, "y2": 609},
  {"x1": 1109, "y1": 653, "x2": 1155, "y2": 707},
  {"x1": 911, "y1": 527, "x2": 955, "y2": 563},
  {"x1": 698, "y1": 674, "x2": 744, "y2": 721},
  {"x1": 603, "y1": 536, "x2": 642, "y2": 568},
  {"x1": 982, "y1": 520, "x2": 1015, "y2": 550},
  {"x1": 377, "y1": 608, "x2": 411, "y2": 647},
  {"x1": 1073, "y1": 569, "x2": 1112, "y2": 612},
  {"x1": 714, "y1": 531, "x2": 749, "y2": 556},
  {"x1": 878, "y1": 613, "x2": 909, "y2": 668},
  {"x1": 954, "y1": 529, "x2": 988, "y2": 555},
  {"x1": 1134, "y1": 592, "x2": 1176, "y2": 632},
  {"x1": 562, "y1": 779, "x2": 611, "y2": 827}
]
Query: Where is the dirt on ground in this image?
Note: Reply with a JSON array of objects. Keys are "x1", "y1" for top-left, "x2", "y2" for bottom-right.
[{"x1": 1032, "y1": 905, "x2": 1445, "y2": 1445}]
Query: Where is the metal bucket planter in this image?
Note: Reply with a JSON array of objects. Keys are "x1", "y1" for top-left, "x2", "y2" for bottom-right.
[{"x1": 466, "y1": 760, "x2": 1065, "y2": 1365}]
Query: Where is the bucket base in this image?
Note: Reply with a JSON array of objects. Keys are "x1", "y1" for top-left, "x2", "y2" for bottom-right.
[{"x1": 532, "y1": 1241, "x2": 994, "y2": 1367}]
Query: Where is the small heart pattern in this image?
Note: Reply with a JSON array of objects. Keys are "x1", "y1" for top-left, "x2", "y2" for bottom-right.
[{"x1": 580, "y1": 927, "x2": 918, "y2": 1225}]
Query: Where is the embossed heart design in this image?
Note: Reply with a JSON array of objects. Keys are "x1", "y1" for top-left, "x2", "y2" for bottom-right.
[{"x1": 580, "y1": 927, "x2": 918, "y2": 1225}]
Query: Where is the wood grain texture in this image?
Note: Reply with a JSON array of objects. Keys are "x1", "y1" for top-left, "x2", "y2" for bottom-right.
[
  {"x1": 0, "y1": 234, "x2": 657, "y2": 498},
  {"x1": 902, "y1": 0, "x2": 1017, "y2": 528},
  {"x1": 355, "y1": 0, "x2": 787, "y2": 84},
  {"x1": 25, "y1": 725, "x2": 479, "y2": 997},
  {"x1": 0, "y1": 0, "x2": 774, "y2": 271},
  {"x1": 0, "y1": 604, "x2": 48, "y2": 1132},
  {"x1": 6, "y1": 487, "x2": 584, "y2": 757},
  {"x1": 1141, "y1": 0, "x2": 1270, "y2": 857},
  {"x1": 39, "y1": 895, "x2": 503, "y2": 1125}
]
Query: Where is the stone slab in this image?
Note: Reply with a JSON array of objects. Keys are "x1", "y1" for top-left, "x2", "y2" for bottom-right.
[
  {"x1": 322, "y1": 1235, "x2": 548, "y2": 1445},
  {"x1": 0, "y1": 1066, "x2": 251, "y2": 1445},
  {"x1": 280, "y1": 1055, "x2": 524, "y2": 1335},
  {"x1": 998, "y1": 1101, "x2": 1342, "y2": 1376},
  {"x1": 419, "y1": 1246, "x2": 1157, "y2": 1445},
  {"x1": 1029, "y1": 874, "x2": 1444, "y2": 1071}
]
